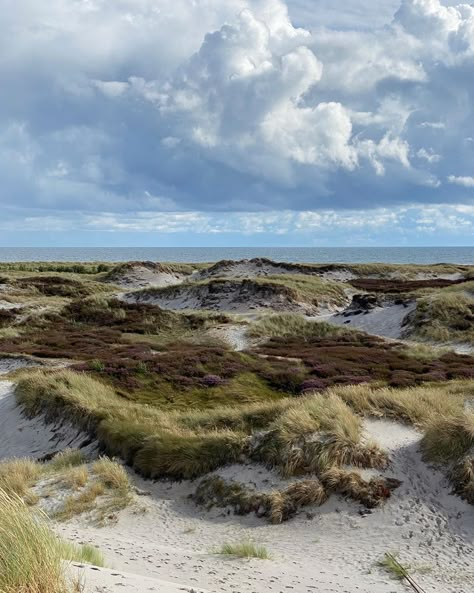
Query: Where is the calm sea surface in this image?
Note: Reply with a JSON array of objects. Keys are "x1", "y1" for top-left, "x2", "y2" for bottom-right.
[{"x1": 0, "y1": 247, "x2": 473, "y2": 264}]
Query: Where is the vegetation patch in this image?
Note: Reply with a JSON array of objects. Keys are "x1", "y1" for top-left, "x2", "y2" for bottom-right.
[
  {"x1": 249, "y1": 394, "x2": 387, "y2": 476},
  {"x1": 405, "y1": 290, "x2": 474, "y2": 343},
  {"x1": 326, "y1": 382, "x2": 469, "y2": 427},
  {"x1": 255, "y1": 333, "x2": 474, "y2": 390},
  {"x1": 0, "y1": 489, "x2": 102, "y2": 593},
  {"x1": 216, "y1": 540, "x2": 271, "y2": 560},
  {"x1": 194, "y1": 470, "x2": 400, "y2": 523},
  {"x1": 15, "y1": 371, "x2": 383, "y2": 483},
  {"x1": 349, "y1": 277, "x2": 466, "y2": 293},
  {"x1": 248, "y1": 313, "x2": 358, "y2": 340},
  {"x1": 0, "y1": 262, "x2": 111, "y2": 275},
  {"x1": 12, "y1": 275, "x2": 111, "y2": 298}
]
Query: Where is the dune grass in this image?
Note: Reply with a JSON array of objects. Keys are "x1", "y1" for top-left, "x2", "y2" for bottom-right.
[
  {"x1": 326, "y1": 382, "x2": 469, "y2": 428},
  {"x1": 421, "y1": 411, "x2": 474, "y2": 463},
  {"x1": 60, "y1": 541, "x2": 104, "y2": 567},
  {"x1": 15, "y1": 370, "x2": 384, "y2": 481},
  {"x1": 14, "y1": 369, "x2": 474, "y2": 506},
  {"x1": 49, "y1": 449, "x2": 86, "y2": 471},
  {"x1": 252, "y1": 393, "x2": 387, "y2": 476},
  {"x1": 248, "y1": 313, "x2": 356, "y2": 340},
  {"x1": 408, "y1": 290, "x2": 474, "y2": 343},
  {"x1": 0, "y1": 489, "x2": 103, "y2": 593},
  {"x1": 217, "y1": 540, "x2": 271, "y2": 560},
  {"x1": 0, "y1": 448, "x2": 134, "y2": 522},
  {"x1": 0, "y1": 458, "x2": 42, "y2": 499}
]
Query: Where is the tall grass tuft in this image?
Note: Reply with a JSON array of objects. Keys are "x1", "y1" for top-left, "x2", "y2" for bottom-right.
[
  {"x1": 217, "y1": 540, "x2": 271, "y2": 560},
  {"x1": 0, "y1": 458, "x2": 42, "y2": 498},
  {"x1": 0, "y1": 489, "x2": 96, "y2": 593}
]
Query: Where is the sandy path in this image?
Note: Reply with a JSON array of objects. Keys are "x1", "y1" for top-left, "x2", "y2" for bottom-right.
[{"x1": 207, "y1": 324, "x2": 250, "y2": 351}]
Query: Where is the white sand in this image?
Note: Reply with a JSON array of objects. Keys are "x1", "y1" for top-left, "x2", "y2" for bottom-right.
[
  {"x1": 126, "y1": 282, "x2": 326, "y2": 315},
  {"x1": 315, "y1": 302, "x2": 416, "y2": 339},
  {"x1": 0, "y1": 380, "x2": 95, "y2": 461},
  {"x1": 206, "y1": 324, "x2": 250, "y2": 351}
]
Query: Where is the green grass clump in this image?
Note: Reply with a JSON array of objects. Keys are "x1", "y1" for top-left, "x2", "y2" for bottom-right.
[
  {"x1": 59, "y1": 542, "x2": 105, "y2": 567},
  {"x1": 248, "y1": 313, "x2": 356, "y2": 340},
  {"x1": 49, "y1": 449, "x2": 86, "y2": 471},
  {"x1": 253, "y1": 393, "x2": 386, "y2": 476},
  {"x1": 217, "y1": 540, "x2": 271, "y2": 560},
  {"x1": 379, "y1": 552, "x2": 411, "y2": 580},
  {"x1": 92, "y1": 457, "x2": 130, "y2": 491}
]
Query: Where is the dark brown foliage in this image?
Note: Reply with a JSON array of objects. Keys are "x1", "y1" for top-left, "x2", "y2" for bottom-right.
[
  {"x1": 349, "y1": 277, "x2": 466, "y2": 293},
  {"x1": 255, "y1": 334, "x2": 474, "y2": 390},
  {"x1": 14, "y1": 276, "x2": 98, "y2": 297},
  {"x1": 0, "y1": 308, "x2": 20, "y2": 328}
]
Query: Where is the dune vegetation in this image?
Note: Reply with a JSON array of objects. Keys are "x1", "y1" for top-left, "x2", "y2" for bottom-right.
[
  {"x1": 0, "y1": 449, "x2": 133, "y2": 524},
  {"x1": 406, "y1": 288, "x2": 474, "y2": 344},
  {"x1": 14, "y1": 369, "x2": 474, "y2": 508},
  {"x1": 0, "y1": 489, "x2": 104, "y2": 593}
]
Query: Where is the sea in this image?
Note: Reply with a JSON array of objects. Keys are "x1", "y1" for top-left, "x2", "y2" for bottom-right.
[{"x1": 0, "y1": 247, "x2": 473, "y2": 264}]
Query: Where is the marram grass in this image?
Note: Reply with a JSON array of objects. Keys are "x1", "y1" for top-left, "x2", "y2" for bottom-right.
[{"x1": 0, "y1": 489, "x2": 103, "y2": 593}]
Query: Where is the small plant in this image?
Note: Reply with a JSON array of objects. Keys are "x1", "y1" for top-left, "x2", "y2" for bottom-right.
[
  {"x1": 61, "y1": 465, "x2": 89, "y2": 490},
  {"x1": 379, "y1": 552, "x2": 411, "y2": 580},
  {"x1": 92, "y1": 458, "x2": 130, "y2": 491},
  {"x1": 378, "y1": 553, "x2": 427, "y2": 593},
  {"x1": 56, "y1": 481, "x2": 106, "y2": 521},
  {"x1": 217, "y1": 540, "x2": 271, "y2": 560},
  {"x1": 60, "y1": 541, "x2": 105, "y2": 567},
  {"x1": 89, "y1": 359, "x2": 105, "y2": 372},
  {"x1": 49, "y1": 449, "x2": 86, "y2": 471}
]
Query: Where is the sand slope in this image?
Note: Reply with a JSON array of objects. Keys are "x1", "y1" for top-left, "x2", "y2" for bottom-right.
[{"x1": 0, "y1": 380, "x2": 95, "y2": 461}]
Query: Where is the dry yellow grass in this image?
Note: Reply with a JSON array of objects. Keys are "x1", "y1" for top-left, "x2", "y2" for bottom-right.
[
  {"x1": 92, "y1": 457, "x2": 130, "y2": 491},
  {"x1": 0, "y1": 489, "x2": 71, "y2": 593},
  {"x1": 56, "y1": 481, "x2": 106, "y2": 521},
  {"x1": 60, "y1": 466, "x2": 89, "y2": 490},
  {"x1": 0, "y1": 458, "x2": 42, "y2": 499},
  {"x1": 326, "y1": 382, "x2": 468, "y2": 428}
]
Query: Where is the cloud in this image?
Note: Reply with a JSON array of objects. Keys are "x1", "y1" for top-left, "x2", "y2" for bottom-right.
[
  {"x1": 447, "y1": 175, "x2": 474, "y2": 187},
  {"x1": 1, "y1": 0, "x2": 474, "y2": 237}
]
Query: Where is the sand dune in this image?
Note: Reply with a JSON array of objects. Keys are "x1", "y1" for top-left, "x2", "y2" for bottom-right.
[{"x1": 1, "y1": 374, "x2": 473, "y2": 593}]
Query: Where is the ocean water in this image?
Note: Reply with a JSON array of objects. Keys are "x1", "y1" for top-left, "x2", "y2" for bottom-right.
[{"x1": 0, "y1": 246, "x2": 473, "y2": 264}]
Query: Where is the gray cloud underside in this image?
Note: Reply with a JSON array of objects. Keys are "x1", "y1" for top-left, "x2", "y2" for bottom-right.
[{"x1": 2, "y1": 0, "x2": 474, "y2": 219}]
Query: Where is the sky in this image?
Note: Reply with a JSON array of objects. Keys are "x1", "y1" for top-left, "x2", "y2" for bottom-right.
[{"x1": 1, "y1": 0, "x2": 474, "y2": 247}]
